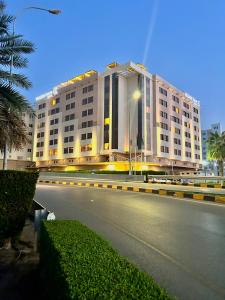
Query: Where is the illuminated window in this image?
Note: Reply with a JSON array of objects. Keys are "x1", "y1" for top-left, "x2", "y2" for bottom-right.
[
  {"x1": 104, "y1": 118, "x2": 110, "y2": 125},
  {"x1": 104, "y1": 143, "x2": 109, "y2": 150}
]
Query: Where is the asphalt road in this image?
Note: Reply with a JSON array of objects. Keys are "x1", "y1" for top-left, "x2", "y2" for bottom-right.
[
  {"x1": 40, "y1": 175, "x2": 225, "y2": 195},
  {"x1": 35, "y1": 184, "x2": 225, "y2": 300}
]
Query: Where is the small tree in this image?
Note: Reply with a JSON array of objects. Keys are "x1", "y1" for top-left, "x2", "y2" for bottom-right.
[
  {"x1": 207, "y1": 132, "x2": 225, "y2": 176},
  {"x1": 0, "y1": 103, "x2": 31, "y2": 163},
  {"x1": 0, "y1": 0, "x2": 34, "y2": 169}
]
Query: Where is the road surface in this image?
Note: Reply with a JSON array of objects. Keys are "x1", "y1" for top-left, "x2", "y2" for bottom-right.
[
  {"x1": 39, "y1": 175, "x2": 225, "y2": 195},
  {"x1": 35, "y1": 184, "x2": 225, "y2": 300}
]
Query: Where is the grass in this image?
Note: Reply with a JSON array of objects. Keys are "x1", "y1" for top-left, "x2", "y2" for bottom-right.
[{"x1": 40, "y1": 220, "x2": 173, "y2": 300}]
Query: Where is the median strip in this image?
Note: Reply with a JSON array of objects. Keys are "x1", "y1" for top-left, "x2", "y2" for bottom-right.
[{"x1": 38, "y1": 180, "x2": 225, "y2": 205}]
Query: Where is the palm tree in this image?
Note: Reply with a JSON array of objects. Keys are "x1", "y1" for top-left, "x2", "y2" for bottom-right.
[
  {"x1": 207, "y1": 132, "x2": 225, "y2": 176},
  {"x1": 0, "y1": 1, "x2": 34, "y2": 169},
  {"x1": 0, "y1": 102, "x2": 31, "y2": 153}
]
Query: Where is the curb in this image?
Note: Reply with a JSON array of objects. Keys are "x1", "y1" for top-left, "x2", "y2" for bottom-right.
[
  {"x1": 38, "y1": 180, "x2": 225, "y2": 205},
  {"x1": 150, "y1": 181, "x2": 225, "y2": 189}
]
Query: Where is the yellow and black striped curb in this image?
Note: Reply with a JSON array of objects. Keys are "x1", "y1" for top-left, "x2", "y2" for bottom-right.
[
  {"x1": 149, "y1": 181, "x2": 225, "y2": 189},
  {"x1": 38, "y1": 180, "x2": 225, "y2": 205}
]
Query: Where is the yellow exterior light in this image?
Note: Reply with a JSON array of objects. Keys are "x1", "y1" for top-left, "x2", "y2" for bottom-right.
[
  {"x1": 136, "y1": 63, "x2": 147, "y2": 71},
  {"x1": 176, "y1": 107, "x2": 180, "y2": 114},
  {"x1": 107, "y1": 164, "x2": 115, "y2": 171},
  {"x1": 104, "y1": 143, "x2": 109, "y2": 150},
  {"x1": 51, "y1": 99, "x2": 56, "y2": 106},
  {"x1": 107, "y1": 62, "x2": 119, "y2": 69},
  {"x1": 104, "y1": 118, "x2": 110, "y2": 125},
  {"x1": 133, "y1": 90, "x2": 141, "y2": 101}
]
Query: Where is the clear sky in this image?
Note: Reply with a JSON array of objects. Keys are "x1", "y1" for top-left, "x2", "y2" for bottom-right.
[{"x1": 6, "y1": 0, "x2": 225, "y2": 130}]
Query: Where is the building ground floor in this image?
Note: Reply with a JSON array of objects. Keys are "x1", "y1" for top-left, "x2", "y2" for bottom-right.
[{"x1": 34, "y1": 152, "x2": 202, "y2": 174}]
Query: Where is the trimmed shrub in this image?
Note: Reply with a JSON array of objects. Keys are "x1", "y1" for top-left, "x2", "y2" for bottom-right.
[
  {"x1": 0, "y1": 170, "x2": 39, "y2": 243},
  {"x1": 40, "y1": 220, "x2": 173, "y2": 300}
]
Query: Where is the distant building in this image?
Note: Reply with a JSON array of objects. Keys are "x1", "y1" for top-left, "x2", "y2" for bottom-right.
[
  {"x1": 201, "y1": 123, "x2": 222, "y2": 174},
  {"x1": 0, "y1": 111, "x2": 34, "y2": 170},
  {"x1": 33, "y1": 61, "x2": 202, "y2": 173}
]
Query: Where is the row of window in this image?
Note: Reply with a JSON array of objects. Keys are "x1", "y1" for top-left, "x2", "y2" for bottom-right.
[
  {"x1": 159, "y1": 91, "x2": 198, "y2": 114},
  {"x1": 66, "y1": 91, "x2": 76, "y2": 100}
]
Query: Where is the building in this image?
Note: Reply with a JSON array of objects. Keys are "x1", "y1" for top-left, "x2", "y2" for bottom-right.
[
  {"x1": 33, "y1": 61, "x2": 202, "y2": 173},
  {"x1": 0, "y1": 111, "x2": 34, "y2": 169},
  {"x1": 201, "y1": 123, "x2": 222, "y2": 174}
]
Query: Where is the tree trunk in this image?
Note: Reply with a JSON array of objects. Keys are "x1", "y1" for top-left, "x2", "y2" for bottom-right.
[
  {"x1": 218, "y1": 160, "x2": 224, "y2": 176},
  {"x1": 3, "y1": 143, "x2": 8, "y2": 170}
]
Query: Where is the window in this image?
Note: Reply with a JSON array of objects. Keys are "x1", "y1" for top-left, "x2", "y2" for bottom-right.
[
  {"x1": 38, "y1": 112, "x2": 45, "y2": 119},
  {"x1": 174, "y1": 149, "x2": 181, "y2": 156},
  {"x1": 195, "y1": 145, "x2": 200, "y2": 150},
  {"x1": 185, "y1": 132, "x2": 191, "y2": 138},
  {"x1": 49, "y1": 149, "x2": 58, "y2": 156},
  {"x1": 64, "y1": 136, "x2": 74, "y2": 143},
  {"x1": 88, "y1": 96, "x2": 93, "y2": 103},
  {"x1": 65, "y1": 113, "x2": 75, "y2": 121},
  {"x1": 159, "y1": 87, "x2": 167, "y2": 96},
  {"x1": 82, "y1": 121, "x2": 87, "y2": 128},
  {"x1": 49, "y1": 139, "x2": 58, "y2": 146},
  {"x1": 195, "y1": 154, "x2": 200, "y2": 159},
  {"x1": 160, "y1": 122, "x2": 168, "y2": 130},
  {"x1": 185, "y1": 141, "x2": 191, "y2": 148},
  {"x1": 87, "y1": 132, "x2": 92, "y2": 139},
  {"x1": 37, "y1": 132, "x2": 44, "y2": 138},
  {"x1": 171, "y1": 116, "x2": 180, "y2": 124},
  {"x1": 160, "y1": 111, "x2": 168, "y2": 119},
  {"x1": 38, "y1": 103, "x2": 46, "y2": 110},
  {"x1": 174, "y1": 127, "x2": 181, "y2": 134},
  {"x1": 184, "y1": 121, "x2": 190, "y2": 128},
  {"x1": 193, "y1": 107, "x2": 199, "y2": 114},
  {"x1": 83, "y1": 85, "x2": 93, "y2": 94},
  {"x1": 50, "y1": 129, "x2": 58, "y2": 135},
  {"x1": 27, "y1": 149, "x2": 32, "y2": 153},
  {"x1": 183, "y1": 111, "x2": 190, "y2": 118},
  {"x1": 88, "y1": 120, "x2": 93, "y2": 127},
  {"x1": 64, "y1": 147, "x2": 74, "y2": 154},
  {"x1": 81, "y1": 133, "x2": 86, "y2": 140},
  {"x1": 66, "y1": 102, "x2": 75, "y2": 110},
  {"x1": 50, "y1": 118, "x2": 59, "y2": 125},
  {"x1": 183, "y1": 102, "x2": 190, "y2": 109},
  {"x1": 194, "y1": 116, "x2": 199, "y2": 123},
  {"x1": 82, "y1": 110, "x2": 87, "y2": 117},
  {"x1": 173, "y1": 106, "x2": 180, "y2": 114},
  {"x1": 36, "y1": 141, "x2": 44, "y2": 148},
  {"x1": 160, "y1": 134, "x2": 169, "y2": 142},
  {"x1": 185, "y1": 151, "x2": 192, "y2": 158},
  {"x1": 82, "y1": 98, "x2": 87, "y2": 105},
  {"x1": 174, "y1": 138, "x2": 181, "y2": 145},
  {"x1": 161, "y1": 146, "x2": 169, "y2": 153},
  {"x1": 64, "y1": 125, "x2": 74, "y2": 132},
  {"x1": 159, "y1": 99, "x2": 167, "y2": 107},
  {"x1": 81, "y1": 144, "x2": 92, "y2": 152},
  {"x1": 172, "y1": 95, "x2": 179, "y2": 104},
  {"x1": 49, "y1": 107, "x2": 60, "y2": 115},
  {"x1": 88, "y1": 108, "x2": 93, "y2": 115},
  {"x1": 66, "y1": 91, "x2": 76, "y2": 100},
  {"x1": 38, "y1": 122, "x2": 45, "y2": 129}
]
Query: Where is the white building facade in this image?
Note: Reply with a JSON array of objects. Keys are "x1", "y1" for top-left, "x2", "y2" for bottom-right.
[{"x1": 33, "y1": 61, "x2": 202, "y2": 172}]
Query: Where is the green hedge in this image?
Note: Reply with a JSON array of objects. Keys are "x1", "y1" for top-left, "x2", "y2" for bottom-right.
[
  {"x1": 40, "y1": 221, "x2": 173, "y2": 300},
  {"x1": 0, "y1": 170, "x2": 39, "y2": 243}
]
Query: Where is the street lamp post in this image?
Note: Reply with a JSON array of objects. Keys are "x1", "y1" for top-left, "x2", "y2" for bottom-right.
[
  {"x1": 128, "y1": 89, "x2": 142, "y2": 176},
  {"x1": 3, "y1": 6, "x2": 61, "y2": 170}
]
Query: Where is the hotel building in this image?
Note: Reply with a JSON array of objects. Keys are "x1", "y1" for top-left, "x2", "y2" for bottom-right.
[{"x1": 33, "y1": 61, "x2": 202, "y2": 172}]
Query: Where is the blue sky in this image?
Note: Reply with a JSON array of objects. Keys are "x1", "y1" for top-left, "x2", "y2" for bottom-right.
[{"x1": 6, "y1": 0, "x2": 225, "y2": 129}]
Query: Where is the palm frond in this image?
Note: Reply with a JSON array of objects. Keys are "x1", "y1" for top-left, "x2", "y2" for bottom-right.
[
  {"x1": 0, "y1": 54, "x2": 28, "y2": 68},
  {"x1": 0, "y1": 70, "x2": 32, "y2": 89}
]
